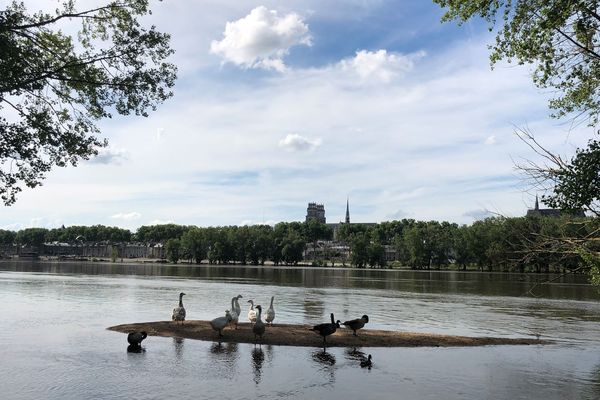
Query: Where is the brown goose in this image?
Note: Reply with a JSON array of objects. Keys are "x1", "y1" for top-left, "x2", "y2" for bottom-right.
[
  {"x1": 172, "y1": 292, "x2": 186, "y2": 324},
  {"x1": 343, "y1": 315, "x2": 369, "y2": 337}
]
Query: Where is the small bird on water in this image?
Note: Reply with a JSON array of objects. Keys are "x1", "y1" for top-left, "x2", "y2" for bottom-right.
[
  {"x1": 360, "y1": 354, "x2": 373, "y2": 369},
  {"x1": 127, "y1": 331, "x2": 148, "y2": 346}
]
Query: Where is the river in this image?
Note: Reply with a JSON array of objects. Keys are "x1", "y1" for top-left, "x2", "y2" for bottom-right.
[{"x1": 1, "y1": 261, "x2": 599, "y2": 399}]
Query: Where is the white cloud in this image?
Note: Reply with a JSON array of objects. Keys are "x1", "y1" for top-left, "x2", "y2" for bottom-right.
[
  {"x1": 484, "y1": 135, "x2": 497, "y2": 145},
  {"x1": 89, "y1": 147, "x2": 129, "y2": 165},
  {"x1": 111, "y1": 212, "x2": 141, "y2": 221},
  {"x1": 339, "y1": 49, "x2": 425, "y2": 82},
  {"x1": 278, "y1": 133, "x2": 322, "y2": 152},
  {"x1": 210, "y1": 6, "x2": 312, "y2": 71}
]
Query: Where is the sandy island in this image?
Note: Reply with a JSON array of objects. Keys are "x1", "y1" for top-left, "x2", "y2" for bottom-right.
[{"x1": 107, "y1": 321, "x2": 547, "y2": 348}]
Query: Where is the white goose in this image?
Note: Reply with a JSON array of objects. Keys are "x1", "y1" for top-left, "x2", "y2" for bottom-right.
[
  {"x1": 265, "y1": 296, "x2": 275, "y2": 325},
  {"x1": 247, "y1": 300, "x2": 257, "y2": 324},
  {"x1": 171, "y1": 292, "x2": 186, "y2": 324}
]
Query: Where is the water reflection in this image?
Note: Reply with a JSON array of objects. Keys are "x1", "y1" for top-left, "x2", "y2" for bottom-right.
[
  {"x1": 173, "y1": 337, "x2": 184, "y2": 360},
  {"x1": 312, "y1": 349, "x2": 336, "y2": 384},
  {"x1": 126, "y1": 344, "x2": 145, "y2": 353},
  {"x1": 209, "y1": 342, "x2": 239, "y2": 379},
  {"x1": 2, "y1": 260, "x2": 598, "y2": 300},
  {"x1": 251, "y1": 347, "x2": 264, "y2": 384}
]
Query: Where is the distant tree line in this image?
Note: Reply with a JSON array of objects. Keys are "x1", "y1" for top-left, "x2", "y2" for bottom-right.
[{"x1": 1, "y1": 216, "x2": 597, "y2": 272}]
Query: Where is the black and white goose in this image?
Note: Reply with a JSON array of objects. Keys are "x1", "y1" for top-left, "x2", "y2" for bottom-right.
[
  {"x1": 172, "y1": 292, "x2": 186, "y2": 324},
  {"x1": 311, "y1": 313, "x2": 341, "y2": 347},
  {"x1": 343, "y1": 315, "x2": 369, "y2": 337},
  {"x1": 253, "y1": 305, "x2": 265, "y2": 343}
]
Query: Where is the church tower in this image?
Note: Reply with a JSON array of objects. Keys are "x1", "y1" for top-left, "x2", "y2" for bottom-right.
[{"x1": 345, "y1": 197, "x2": 350, "y2": 224}]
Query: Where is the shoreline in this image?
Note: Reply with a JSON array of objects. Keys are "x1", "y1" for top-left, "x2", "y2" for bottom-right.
[{"x1": 107, "y1": 320, "x2": 548, "y2": 348}]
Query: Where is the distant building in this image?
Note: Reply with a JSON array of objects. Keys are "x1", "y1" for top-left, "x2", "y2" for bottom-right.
[
  {"x1": 306, "y1": 202, "x2": 326, "y2": 224},
  {"x1": 325, "y1": 198, "x2": 376, "y2": 240},
  {"x1": 526, "y1": 195, "x2": 585, "y2": 218}
]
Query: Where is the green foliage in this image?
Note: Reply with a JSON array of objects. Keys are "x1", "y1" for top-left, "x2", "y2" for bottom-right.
[
  {"x1": 0, "y1": 229, "x2": 16, "y2": 245},
  {"x1": 165, "y1": 238, "x2": 181, "y2": 264},
  {"x1": 543, "y1": 138, "x2": 600, "y2": 215},
  {"x1": 434, "y1": 0, "x2": 600, "y2": 124},
  {"x1": 0, "y1": 1, "x2": 176, "y2": 204},
  {"x1": 135, "y1": 224, "x2": 190, "y2": 243},
  {"x1": 15, "y1": 227, "x2": 47, "y2": 247}
]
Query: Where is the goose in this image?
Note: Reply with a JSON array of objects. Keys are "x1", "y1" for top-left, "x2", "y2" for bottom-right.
[
  {"x1": 172, "y1": 292, "x2": 186, "y2": 324},
  {"x1": 311, "y1": 313, "x2": 341, "y2": 348},
  {"x1": 247, "y1": 300, "x2": 257, "y2": 324},
  {"x1": 234, "y1": 294, "x2": 243, "y2": 316},
  {"x1": 265, "y1": 296, "x2": 275, "y2": 326},
  {"x1": 127, "y1": 331, "x2": 147, "y2": 346},
  {"x1": 210, "y1": 310, "x2": 233, "y2": 337},
  {"x1": 360, "y1": 354, "x2": 373, "y2": 368},
  {"x1": 343, "y1": 315, "x2": 369, "y2": 337},
  {"x1": 229, "y1": 296, "x2": 240, "y2": 329},
  {"x1": 253, "y1": 305, "x2": 265, "y2": 343}
]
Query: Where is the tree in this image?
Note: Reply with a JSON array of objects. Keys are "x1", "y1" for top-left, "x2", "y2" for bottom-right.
[
  {"x1": 165, "y1": 238, "x2": 181, "y2": 264},
  {"x1": 0, "y1": 1, "x2": 176, "y2": 205},
  {"x1": 435, "y1": 0, "x2": 600, "y2": 281}
]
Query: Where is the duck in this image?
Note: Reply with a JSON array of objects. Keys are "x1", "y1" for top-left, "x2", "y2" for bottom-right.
[
  {"x1": 360, "y1": 354, "x2": 373, "y2": 368},
  {"x1": 253, "y1": 305, "x2": 266, "y2": 343},
  {"x1": 172, "y1": 292, "x2": 186, "y2": 324},
  {"x1": 343, "y1": 315, "x2": 369, "y2": 337},
  {"x1": 311, "y1": 313, "x2": 341, "y2": 348},
  {"x1": 210, "y1": 310, "x2": 233, "y2": 337},
  {"x1": 247, "y1": 300, "x2": 257, "y2": 324},
  {"x1": 229, "y1": 296, "x2": 240, "y2": 329},
  {"x1": 127, "y1": 331, "x2": 147, "y2": 346},
  {"x1": 265, "y1": 296, "x2": 275, "y2": 326}
]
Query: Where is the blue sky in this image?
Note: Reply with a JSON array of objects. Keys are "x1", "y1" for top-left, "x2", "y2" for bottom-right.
[{"x1": 1, "y1": 0, "x2": 592, "y2": 231}]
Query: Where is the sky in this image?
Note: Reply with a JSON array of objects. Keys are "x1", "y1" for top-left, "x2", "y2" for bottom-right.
[{"x1": 1, "y1": 0, "x2": 593, "y2": 231}]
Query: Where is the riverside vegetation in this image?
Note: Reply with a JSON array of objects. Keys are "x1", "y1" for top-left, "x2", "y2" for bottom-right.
[{"x1": 1, "y1": 215, "x2": 598, "y2": 276}]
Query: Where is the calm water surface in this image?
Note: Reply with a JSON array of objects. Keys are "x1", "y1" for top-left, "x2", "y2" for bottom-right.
[{"x1": 1, "y1": 261, "x2": 600, "y2": 399}]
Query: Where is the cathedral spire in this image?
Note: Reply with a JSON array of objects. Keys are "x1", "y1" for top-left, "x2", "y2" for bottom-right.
[{"x1": 345, "y1": 197, "x2": 350, "y2": 224}]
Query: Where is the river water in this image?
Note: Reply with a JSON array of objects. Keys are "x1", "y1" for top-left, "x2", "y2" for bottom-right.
[{"x1": 1, "y1": 261, "x2": 600, "y2": 399}]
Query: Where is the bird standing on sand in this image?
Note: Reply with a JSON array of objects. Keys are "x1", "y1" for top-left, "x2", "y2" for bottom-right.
[
  {"x1": 234, "y1": 294, "x2": 243, "y2": 316},
  {"x1": 311, "y1": 313, "x2": 341, "y2": 348},
  {"x1": 172, "y1": 292, "x2": 186, "y2": 324},
  {"x1": 127, "y1": 331, "x2": 147, "y2": 346},
  {"x1": 265, "y1": 296, "x2": 275, "y2": 326},
  {"x1": 247, "y1": 300, "x2": 257, "y2": 324},
  {"x1": 210, "y1": 310, "x2": 233, "y2": 337},
  {"x1": 229, "y1": 296, "x2": 240, "y2": 329},
  {"x1": 343, "y1": 315, "x2": 369, "y2": 337},
  {"x1": 253, "y1": 305, "x2": 265, "y2": 343}
]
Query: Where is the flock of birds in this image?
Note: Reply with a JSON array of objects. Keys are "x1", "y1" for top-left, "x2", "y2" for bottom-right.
[{"x1": 126, "y1": 291, "x2": 372, "y2": 368}]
